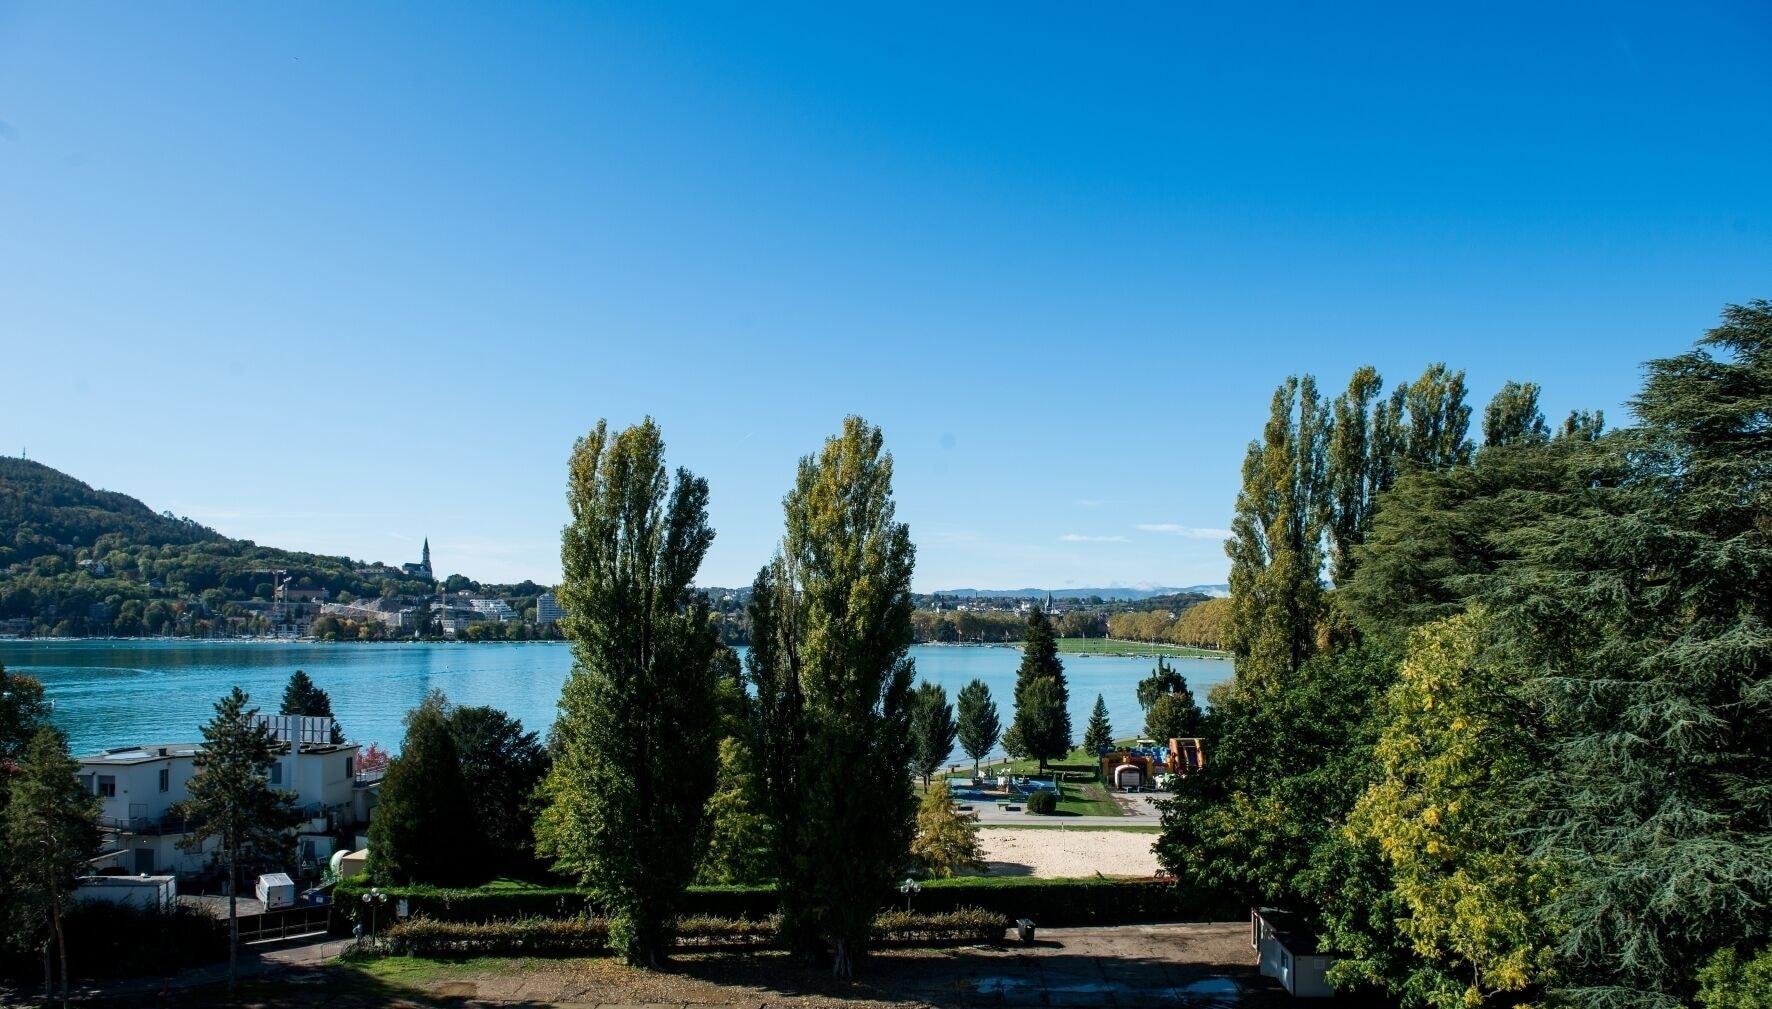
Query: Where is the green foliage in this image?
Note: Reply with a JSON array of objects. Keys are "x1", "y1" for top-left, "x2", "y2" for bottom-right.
[
  {"x1": 535, "y1": 418, "x2": 722, "y2": 967},
  {"x1": 745, "y1": 416, "x2": 918, "y2": 977},
  {"x1": 1025, "y1": 790, "x2": 1057, "y2": 815},
  {"x1": 1, "y1": 726, "x2": 100, "y2": 995},
  {"x1": 1143, "y1": 690, "x2": 1202, "y2": 743},
  {"x1": 1482, "y1": 301, "x2": 1772, "y2": 1008},
  {"x1": 909, "y1": 681, "x2": 959, "y2": 785},
  {"x1": 910, "y1": 780, "x2": 983, "y2": 877},
  {"x1": 1227, "y1": 375, "x2": 1330, "y2": 687},
  {"x1": 955, "y1": 679, "x2": 1001, "y2": 774},
  {"x1": 446, "y1": 704, "x2": 550, "y2": 880},
  {"x1": 694, "y1": 736, "x2": 773, "y2": 886},
  {"x1": 279, "y1": 669, "x2": 332, "y2": 718},
  {"x1": 371, "y1": 690, "x2": 478, "y2": 886},
  {"x1": 1081, "y1": 694, "x2": 1113, "y2": 753},
  {"x1": 1697, "y1": 946, "x2": 1772, "y2": 1009},
  {"x1": 1481, "y1": 380, "x2": 1549, "y2": 448},
  {"x1": 1011, "y1": 607, "x2": 1071, "y2": 769},
  {"x1": 173, "y1": 687, "x2": 300, "y2": 888}
]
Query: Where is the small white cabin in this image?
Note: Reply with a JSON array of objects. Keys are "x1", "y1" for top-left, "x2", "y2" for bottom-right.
[
  {"x1": 75, "y1": 875, "x2": 178, "y2": 912},
  {"x1": 255, "y1": 872, "x2": 296, "y2": 910},
  {"x1": 1252, "y1": 907, "x2": 1334, "y2": 998}
]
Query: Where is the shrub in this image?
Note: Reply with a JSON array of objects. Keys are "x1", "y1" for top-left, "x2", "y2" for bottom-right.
[
  {"x1": 1699, "y1": 946, "x2": 1772, "y2": 1009},
  {"x1": 1026, "y1": 791, "x2": 1057, "y2": 815},
  {"x1": 334, "y1": 875, "x2": 1227, "y2": 932},
  {"x1": 377, "y1": 908, "x2": 1005, "y2": 957},
  {"x1": 0, "y1": 901, "x2": 230, "y2": 980}
]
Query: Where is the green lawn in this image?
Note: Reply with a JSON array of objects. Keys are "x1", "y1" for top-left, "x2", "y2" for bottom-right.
[{"x1": 1054, "y1": 637, "x2": 1229, "y2": 659}]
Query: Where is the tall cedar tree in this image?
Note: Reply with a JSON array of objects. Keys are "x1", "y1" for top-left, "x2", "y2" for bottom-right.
[
  {"x1": 746, "y1": 416, "x2": 917, "y2": 978},
  {"x1": 909, "y1": 681, "x2": 958, "y2": 787},
  {"x1": 1489, "y1": 301, "x2": 1772, "y2": 1007},
  {"x1": 3, "y1": 727, "x2": 98, "y2": 1009},
  {"x1": 1010, "y1": 606, "x2": 1071, "y2": 769},
  {"x1": 954, "y1": 679, "x2": 1000, "y2": 774},
  {"x1": 1226, "y1": 376, "x2": 1330, "y2": 689},
  {"x1": 446, "y1": 705, "x2": 549, "y2": 879},
  {"x1": 536, "y1": 419, "x2": 721, "y2": 967},
  {"x1": 370, "y1": 690, "x2": 478, "y2": 885},
  {"x1": 1081, "y1": 694, "x2": 1113, "y2": 753},
  {"x1": 172, "y1": 687, "x2": 298, "y2": 997}
]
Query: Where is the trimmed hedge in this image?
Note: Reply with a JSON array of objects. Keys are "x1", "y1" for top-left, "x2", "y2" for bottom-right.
[
  {"x1": 378, "y1": 908, "x2": 1005, "y2": 957},
  {"x1": 335, "y1": 875, "x2": 1226, "y2": 931}
]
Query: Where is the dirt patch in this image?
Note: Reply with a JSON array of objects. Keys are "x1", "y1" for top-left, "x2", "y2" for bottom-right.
[{"x1": 978, "y1": 827, "x2": 1160, "y2": 877}]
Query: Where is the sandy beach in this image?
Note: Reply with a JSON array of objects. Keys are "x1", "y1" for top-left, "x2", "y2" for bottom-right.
[{"x1": 978, "y1": 827, "x2": 1162, "y2": 878}]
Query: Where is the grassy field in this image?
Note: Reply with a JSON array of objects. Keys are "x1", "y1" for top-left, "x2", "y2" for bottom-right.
[{"x1": 1054, "y1": 637, "x2": 1229, "y2": 658}]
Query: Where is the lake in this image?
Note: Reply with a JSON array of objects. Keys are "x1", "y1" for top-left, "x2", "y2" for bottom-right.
[{"x1": 0, "y1": 639, "x2": 1232, "y2": 761}]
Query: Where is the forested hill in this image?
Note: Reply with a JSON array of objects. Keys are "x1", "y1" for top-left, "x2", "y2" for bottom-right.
[{"x1": 0, "y1": 458, "x2": 449, "y2": 636}]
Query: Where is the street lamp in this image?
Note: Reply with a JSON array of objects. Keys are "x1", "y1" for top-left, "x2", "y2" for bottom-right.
[
  {"x1": 361, "y1": 887, "x2": 389, "y2": 944},
  {"x1": 898, "y1": 877, "x2": 922, "y2": 912}
]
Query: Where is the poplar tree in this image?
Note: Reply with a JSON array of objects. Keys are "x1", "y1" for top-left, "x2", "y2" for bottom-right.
[
  {"x1": 1481, "y1": 381, "x2": 1550, "y2": 448},
  {"x1": 955, "y1": 679, "x2": 1000, "y2": 774},
  {"x1": 1082, "y1": 694, "x2": 1114, "y2": 753},
  {"x1": 1226, "y1": 375, "x2": 1329, "y2": 689},
  {"x1": 748, "y1": 416, "x2": 917, "y2": 978},
  {"x1": 172, "y1": 687, "x2": 298, "y2": 998},
  {"x1": 1325, "y1": 366, "x2": 1389, "y2": 584},
  {"x1": 536, "y1": 419, "x2": 721, "y2": 967},
  {"x1": 909, "y1": 681, "x2": 958, "y2": 787},
  {"x1": 2, "y1": 727, "x2": 98, "y2": 1009}
]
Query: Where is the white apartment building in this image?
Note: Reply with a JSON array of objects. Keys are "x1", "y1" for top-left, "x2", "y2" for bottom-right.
[
  {"x1": 76, "y1": 716, "x2": 362, "y2": 877},
  {"x1": 468, "y1": 597, "x2": 518, "y2": 622},
  {"x1": 536, "y1": 591, "x2": 564, "y2": 627}
]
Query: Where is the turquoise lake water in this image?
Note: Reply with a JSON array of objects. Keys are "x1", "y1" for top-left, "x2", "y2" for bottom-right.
[{"x1": 0, "y1": 639, "x2": 1231, "y2": 760}]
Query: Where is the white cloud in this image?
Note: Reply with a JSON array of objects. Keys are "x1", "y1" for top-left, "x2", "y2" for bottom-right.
[
  {"x1": 1136, "y1": 523, "x2": 1232, "y2": 540},
  {"x1": 1059, "y1": 533, "x2": 1129, "y2": 543}
]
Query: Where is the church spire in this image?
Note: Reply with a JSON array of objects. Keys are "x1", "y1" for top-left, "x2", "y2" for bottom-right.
[{"x1": 422, "y1": 537, "x2": 432, "y2": 578}]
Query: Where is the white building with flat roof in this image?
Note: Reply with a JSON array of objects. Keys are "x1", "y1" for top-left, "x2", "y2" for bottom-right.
[{"x1": 76, "y1": 718, "x2": 361, "y2": 877}]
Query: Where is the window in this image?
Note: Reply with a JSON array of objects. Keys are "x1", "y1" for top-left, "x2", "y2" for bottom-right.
[
  {"x1": 158, "y1": 768, "x2": 170, "y2": 792},
  {"x1": 269, "y1": 762, "x2": 282, "y2": 785},
  {"x1": 97, "y1": 775, "x2": 116, "y2": 798},
  {"x1": 345, "y1": 756, "x2": 354, "y2": 779}
]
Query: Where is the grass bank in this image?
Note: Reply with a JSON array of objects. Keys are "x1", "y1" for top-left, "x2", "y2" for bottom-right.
[{"x1": 1054, "y1": 637, "x2": 1229, "y2": 658}]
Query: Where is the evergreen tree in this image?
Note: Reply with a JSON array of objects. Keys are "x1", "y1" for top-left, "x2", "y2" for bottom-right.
[
  {"x1": 955, "y1": 679, "x2": 1000, "y2": 775},
  {"x1": 2, "y1": 727, "x2": 98, "y2": 1009},
  {"x1": 370, "y1": 690, "x2": 477, "y2": 886},
  {"x1": 1144, "y1": 685, "x2": 1202, "y2": 742},
  {"x1": 278, "y1": 669, "x2": 332, "y2": 719},
  {"x1": 746, "y1": 416, "x2": 917, "y2": 978},
  {"x1": 171, "y1": 687, "x2": 298, "y2": 997},
  {"x1": 694, "y1": 736, "x2": 773, "y2": 885},
  {"x1": 909, "y1": 681, "x2": 958, "y2": 787},
  {"x1": 535, "y1": 419, "x2": 721, "y2": 967},
  {"x1": 910, "y1": 780, "x2": 983, "y2": 878},
  {"x1": 1135, "y1": 656, "x2": 1185, "y2": 712},
  {"x1": 1481, "y1": 380, "x2": 1549, "y2": 448},
  {"x1": 1227, "y1": 375, "x2": 1329, "y2": 689},
  {"x1": 446, "y1": 705, "x2": 549, "y2": 878},
  {"x1": 0, "y1": 664, "x2": 51, "y2": 816},
  {"x1": 1010, "y1": 607, "x2": 1071, "y2": 769},
  {"x1": 1082, "y1": 694, "x2": 1113, "y2": 753},
  {"x1": 1490, "y1": 302, "x2": 1772, "y2": 1007}
]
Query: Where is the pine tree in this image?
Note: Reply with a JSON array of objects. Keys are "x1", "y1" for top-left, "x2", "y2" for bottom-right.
[
  {"x1": 278, "y1": 670, "x2": 331, "y2": 718},
  {"x1": 955, "y1": 679, "x2": 1000, "y2": 774},
  {"x1": 910, "y1": 780, "x2": 983, "y2": 878},
  {"x1": 1010, "y1": 607, "x2": 1071, "y2": 769},
  {"x1": 747, "y1": 416, "x2": 917, "y2": 978},
  {"x1": 1082, "y1": 694, "x2": 1113, "y2": 753},
  {"x1": 171, "y1": 688, "x2": 298, "y2": 997},
  {"x1": 2, "y1": 727, "x2": 98, "y2": 1009},
  {"x1": 446, "y1": 705, "x2": 549, "y2": 878},
  {"x1": 535, "y1": 419, "x2": 721, "y2": 967},
  {"x1": 370, "y1": 690, "x2": 476, "y2": 885},
  {"x1": 909, "y1": 681, "x2": 958, "y2": 787},
  {"x1": 1135, "y1": 657, "x2": 1184, "y2": 712},
  {"x1": 694, "y1": 736, "x2": 773, "y2": 885}
]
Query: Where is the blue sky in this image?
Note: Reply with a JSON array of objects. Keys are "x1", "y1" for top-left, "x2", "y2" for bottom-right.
[{"x1": 2, "y1": 3, "x2": 1768, "y2": 590}]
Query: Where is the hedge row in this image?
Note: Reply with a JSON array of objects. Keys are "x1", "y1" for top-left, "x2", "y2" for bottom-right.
[
  {"x1": 377, "y1": 907, "x2": 1006, "y2": 957},
  {"x1": 335, "y1": 876, "x2": 1229, "y2": 930}
]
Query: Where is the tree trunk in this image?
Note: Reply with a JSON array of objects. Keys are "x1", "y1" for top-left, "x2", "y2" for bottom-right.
[
  {"x1": 41, "y1": 937, "x2": 51, "y2": 1008},
  {"x1": 227, "y1": 841, "x2": 239, "y2": 999},
  {"x1": 52, "y1": 902, "x2": 69, "y2": 1009},
  {"x1": 831, "y1": 936, "x2": 854, "y2": 979}
]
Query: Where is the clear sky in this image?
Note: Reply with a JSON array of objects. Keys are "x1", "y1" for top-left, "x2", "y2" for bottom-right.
[{"x1": 3, "y1": 3, "x2": 1769, "y2": 590}]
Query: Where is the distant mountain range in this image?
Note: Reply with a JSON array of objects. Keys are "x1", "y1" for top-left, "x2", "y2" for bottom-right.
[{"x1": 932, "y1": 584, "x2": 1229, "y2": 601}]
